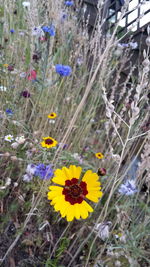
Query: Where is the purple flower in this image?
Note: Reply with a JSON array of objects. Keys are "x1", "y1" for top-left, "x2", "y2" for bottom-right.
[
  {"x1": 64, "y1": 1, "x2": 74, "y2": 6},
  {"x1": 23, "y1": 164, "x2": 36, "y2": 182},
  {"x1": 42, "y1": 25, "x2": 55, "y2": 36},
  {"x1": 35, "y1": 164, "x2": 53, "y2": 179},
  {"x1": 55, "y1": 64, "x2": 72, "y2": 76},
  {"x1": 21, "y1": 90, "x2": 31, "y2": 98},
  {"x1": 6, "y1": 109, "x2": 13, "y2": 115},
  {"x1": 118, "y1": 180, "x2": 138, "y2": 196}
]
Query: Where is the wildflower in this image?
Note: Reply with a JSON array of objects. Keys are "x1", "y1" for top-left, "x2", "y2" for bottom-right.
[
  {"x1": 35, "y1": 164, "x2": 53, "y2": 179},
  {"x1": 118, "y1": 179, "x2": 138, "y2": 196},
  {"x1": 27, "y1": 70, "x2": 36, "y2": 81},
  {"x1": 0, "y1": 86, "x2": 7, "y2": 92},
  {"x1": 64, "y1": 1, "x2": 74, "y2": 6},
  {"x1": 73, "y1": 153, "x2": 83, "y2": 164},
  {"x1": 23, "y1": 173, "x2": 33, "y2": 182},
  {"x1": 23, "y1": 163, "x2": 36, "y2": 182},
  {"x1": 6, "y1": 109, "x2": 13, "y2": 115},
  {"x1": 47, "y1": 112, "x2": 57, "y2": 119},
  {"x1": 55, "y1": 64, "x2": 72, "y2": 76},
  {"x1": 11, "y1": 142, "x2": 19, "y2": 149},
  {"x1": 19, "y1": 72, "x2": 26, "y2": 78},
  {"x1": 21, "y1": 90, "x2": 30, "y2": 98},
  {"x1": 94, "y1": 221, "x2": 112, "y2": 240},
  {"x1": 42, "y1": 25, "x2": 55, "y2": 36},
  {"x1": 32, "y1": 53, "x2": 41, "y2": 62},
  {"x1": 97, "y1": 168, "x2": 106, "y2": 176},
  {"x1": 58, "y1": 143, "x2": 68, "y2": 149},
  {"x1": 8, "y1": 65, "x2": 14, "y2": 71},
  {"x1": 32, "y1": 27, "x2": 44, "y2": 38},
  {"x1": 61, "y1": 12, "x2": 68, "y2": 21},
  {"x1": 22, "y1": 1, "x2": 31, "y2": 8},
  {"x1": 3, "y1": 64, "x2": 9, "y2": 67},
  {"x1": 41, "y1": 136, "x2": 58, "y2": 149},
  {"x1": 4, "y1": 134, "x2": 14, "y2": 142},
  {"x1": 15, "y1": 135, "x2": 26, "y2": 144},
  {"x1": 47, "y1": 165, "x2": 103, "y2": 221},
  {"x1": 95, "y1": 152, "x2": 104, "y2": 159},
  {"x1": 10, "y1": 29, "x2": 15, "y2": 33},
  {"x1": 49, "y1": 120, "x2": 55, "y2": 124}
]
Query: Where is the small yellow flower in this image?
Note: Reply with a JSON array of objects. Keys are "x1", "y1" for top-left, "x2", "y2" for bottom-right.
[
  {"x1": 95, "y1": 152, "x2": 104, "y2": 159},
  {"x1": 48, "y1": 165, "x2": 103, "y2": 221},
  {"x1": 41, "y1": 136, "x2": 58, "y2": 148},
  {"x1": 47, "y1": 112, "x2": 57, "y2": 119},
  {"x1": 3, "y1": 64, "x2": 9, "y2": 68}
]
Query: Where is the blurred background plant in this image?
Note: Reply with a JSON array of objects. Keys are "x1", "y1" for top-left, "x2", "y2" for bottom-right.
[{"x1": 0, "y1": 0, "x2": 150, "y2": 266}]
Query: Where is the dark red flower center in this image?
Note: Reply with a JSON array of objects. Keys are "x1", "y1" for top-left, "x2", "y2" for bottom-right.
[
  {"x1": 50, "y1": 113, "x2": 54, "y2": 117},
  {"x1": 62, "y1": 178, "x2": 88, "y2": 205},
  {"x1": 45, "y1": 138, "x2": 54, "y2": 145}
]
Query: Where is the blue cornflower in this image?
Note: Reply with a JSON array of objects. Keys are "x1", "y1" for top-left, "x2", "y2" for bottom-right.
[
  {"x1": 6, "y1": 109, "x2": 13, "y2": 115},
  {"x1": 10, "y1": 29, "x2": 15, "y2": 33},
  {"x1": 64, "y1": 1, "x2": 74, "y2": 6},
  {"x1": 35, "y1": 164, "x2": 53, "y2": 180},
  {"x1": 41, "y1": 25, "x2": 55, "y2": 36},
  {"x1": 118, "y1": 180, "x2": 138, "y2": 196},
  {"x1": 55, "y1": 64, "x2": 72, "y2": 76}
]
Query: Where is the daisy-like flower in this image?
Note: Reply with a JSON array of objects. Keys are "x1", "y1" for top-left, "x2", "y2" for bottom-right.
[
  {"x1": 41, "y1": 136, "x2": 58, "y2": 148},
  {"x1": 47, "y1": 165, "x2": 103, "y2": 221},
  {"x1": 95, "y1": 152, "x2": 104, "y2": 159},
  {"x1": 47, "y1": 112, "x2": 57, "y2": 119},
  {"x1": 4, "y1": 134, "x2": 14, "y2": 142}
]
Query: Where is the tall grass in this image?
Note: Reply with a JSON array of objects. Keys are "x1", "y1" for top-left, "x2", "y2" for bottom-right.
[{"x1": 0, "y1": 0, "x2": 150, "y2": 266}]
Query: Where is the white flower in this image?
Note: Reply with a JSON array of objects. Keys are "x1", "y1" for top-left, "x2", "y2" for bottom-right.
[
  {"x1": 73, "y1": 153, "x2": 83, "y2": 164},
  {"x1": 0, "y1": 86, "x2": 7, "y2": 92},
  {"x1": 22, "y1": 1, "x2": 30, "y2": 8},
  {"x1": 129, "y1": 42, "x2": 138, "y2": 49},
  {"x1": 4, "y1": 134, "x2": 14, "y2": 142},
  {"x1": 26, "y1": 163, "x2": 36, "y2": 176},
  {"x1": 11, "y1": 142, "x2": 19, "y2": 149},
  {"x1": 118, "y1": 180, "x2": 138, "y2": 196},
  {"x1": 32, "y1": 26, "x2": 44, "y2": 38},
  {"x1": 49, "y1": 119, "x2": 55, "y2": 124},
  {"x1": 19, "y1": 72, "x2": 26, "y2": 78},
  {"x1": 22, "y1": 173, "x2": 32, "y2": 182},
  {"x1": 15, "y1": 135, "x2": 26, "y2": 144},
  {"x1": 94, "y1": 222, "x2": 112, "y2": 241}
]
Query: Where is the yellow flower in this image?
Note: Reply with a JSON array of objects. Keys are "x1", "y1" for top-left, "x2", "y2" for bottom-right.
[
  {"x1": 95, "y1": 152, "x2": 104, "y2": 159},
  {"x1": 41, "y1": 136, "x2": 58, "y2": 148},
  {"x1": 47, "y1": 165, "x2": 103, "y2": 221},
  {"x1": 3, "y1": 64, "x2": 8, "y2": 67},
  {"x1": 47, "y1": 112, "x2": 57, "y2": 119}
]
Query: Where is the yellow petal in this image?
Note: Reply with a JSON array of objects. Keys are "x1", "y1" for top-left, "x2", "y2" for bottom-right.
[
  {"x1": 82, "y1": 171, "x2": 100, "y2": 187},
  {"x1": 66, "y1": 205, "x2": 76, "y2": 221},
  {"x1": 86, "y1": 191, "x2": 103, "y2": 202},
  {"x1": 74, "y1": 204, "x2": 81, "y2": 219},
  {"x1": 48, "y1": 185, "x2": 63, "y2": 191},
  {"x1": 69, "y1": 165, "x2": 82, "y2": 179},
  {"x1": 47, "y1": 190, "x2": 62, "y2": 200},
  {"x1": 52, "y1": 169, "x2": 67, "y2": 185}
]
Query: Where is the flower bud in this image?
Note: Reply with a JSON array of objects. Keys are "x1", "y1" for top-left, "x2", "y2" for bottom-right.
[
  {"x1": 3, "y1": 152, "x2": 10, "y2": 157},
  {"x1": 10, "y1": 156, "x2": 18, "y2": 161},
  {"x1": 142, "y1": 58, "x2": 150, "y2": 67},
  {"x1": 146, "y1": 36, "x2": 150, "y2": 47},
  {"x1": 97, "y1": 168, "x2": 106, "y2": 176}
]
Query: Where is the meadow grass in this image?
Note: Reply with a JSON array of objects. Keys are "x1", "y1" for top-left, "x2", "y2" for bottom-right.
[{"x1": 0, "y1": 0, "x2": 150, "y2": 266}]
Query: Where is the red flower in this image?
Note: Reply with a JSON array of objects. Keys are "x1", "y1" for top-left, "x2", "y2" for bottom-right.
[{"x1": 27, "y1": 70, "x2": 37, "y2": 80}]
